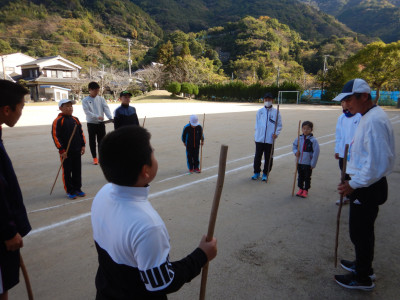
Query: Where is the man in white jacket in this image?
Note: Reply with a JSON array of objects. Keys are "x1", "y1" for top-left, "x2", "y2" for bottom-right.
[
  {"x1": 334, "y1": 78, "x2": 395, "y2": 291},
  {"x1": 251, "y1": 93, "x2": 282, "y2": 182}
]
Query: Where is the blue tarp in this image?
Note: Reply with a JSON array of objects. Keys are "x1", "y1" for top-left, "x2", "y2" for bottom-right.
[{"x1": 302, "y1": 90, "x2": 399, "y2": 102}]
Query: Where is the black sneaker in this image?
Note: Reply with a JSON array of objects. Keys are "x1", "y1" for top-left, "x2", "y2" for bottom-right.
[
  {"x1": 335, "y1": 273, "x2": 375, "y2": 291},
  {"x1": 340, "y1": 260, "x2": 376, "y2": 281}
]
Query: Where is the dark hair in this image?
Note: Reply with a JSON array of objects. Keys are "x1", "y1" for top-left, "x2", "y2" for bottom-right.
[
  {"x1": 0, "y1": 80, "x2": 29, "y2": 110},
  {"x1": 88, "y1": 81, "x2": 100, "y2": 90},
  {"x1": 99, "y1": 126, "x2": 153, "y2": 186},
  {"x1": 302, "y1": 121, "x2": 313, "y2": 130}
]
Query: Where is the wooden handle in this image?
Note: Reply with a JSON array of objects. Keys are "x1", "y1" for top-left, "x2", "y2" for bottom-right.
[
  {"x1": 266, "y1": 105, "x2": 280, "y2": 182},
  {"x1": 199, "y1": 144, "x2": 228, "y2": 300},
  {"x1": 292, "y1": 120, "x2": 301, "y2": 196},
  {"x1": 334, "y1": 144, "x2": 349, "y2": 267},
  {"x1": 142, "y1": 116, "x2": 146, "y2": 127},
  {"x1": 200, "y1": 113, "x2": 205, "y2": 172},
  {"x1": 50, "y1": 124, "x2": 78, "y2": 195},
  {"x1": 20, "y1": 253, "x2": 34, "y2": 300}
]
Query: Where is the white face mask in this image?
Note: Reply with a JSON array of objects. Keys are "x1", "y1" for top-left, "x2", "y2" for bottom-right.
[{"x1": 264, "y1": 100, "x2": 272, "y2": 107}]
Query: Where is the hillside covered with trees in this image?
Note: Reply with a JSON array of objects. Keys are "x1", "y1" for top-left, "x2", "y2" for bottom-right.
[
  {"x1": 299, "y1": 0, "x2": 400, "y2": 42},
  {"x1": 0, "y1": 0, "x2": 163, "y2": 70},
  {"x1": 129, "y1": 0, "x2": 365, "y2": 42}
]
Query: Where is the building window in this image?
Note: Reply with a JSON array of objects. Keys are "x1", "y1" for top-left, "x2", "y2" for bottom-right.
[
  {"x1": 63, "y1": 71, "x2": 72, "y2": 78},
  {"x1": 51, "y1": 70, "x2": 57, "y2": 77}
]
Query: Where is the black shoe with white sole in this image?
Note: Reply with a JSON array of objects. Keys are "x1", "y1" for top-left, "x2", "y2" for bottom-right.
[
  {"x1": 340, "y1": 259, "x2": 376, "y2": 281},
  {"x1": 335, "y1": 273, "x2": 375, "y2": 291}
]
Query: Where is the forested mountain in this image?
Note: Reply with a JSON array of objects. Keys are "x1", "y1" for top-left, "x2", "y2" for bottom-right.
[
  {"x1": 129, "y1": 0, "x2": 363, "y2": 42},
  {"x1": 299, "y1": 0, "x2": 400, "y2": 42},
  {"x1": 0, "y1": 0, "x2": 163, "y2": 69}
]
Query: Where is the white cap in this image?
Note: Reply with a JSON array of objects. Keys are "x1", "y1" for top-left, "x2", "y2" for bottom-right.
[
  {"x1": 189, "y1": 114, "x2": 199, "y2": 126},
  {"x1": 58, "y1": 99, "x2": 75, "y2": 107},
  {"x1": 333, "y1": 78, "x2": 371, "y2": 101}
]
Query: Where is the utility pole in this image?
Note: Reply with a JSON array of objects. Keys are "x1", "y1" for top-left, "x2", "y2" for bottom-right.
[
  {"x1": 1, "y1": 56, "x2": 6, "y2": 80},
  {"x1": 127, "y1": 39, "x2": 132, "y2": 78},
  {"x1": 321, "y1": 55, "x2": 329, "y2": 99}
]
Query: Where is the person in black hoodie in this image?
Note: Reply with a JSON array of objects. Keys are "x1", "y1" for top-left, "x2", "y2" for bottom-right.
[
  {"x1": 113, "y1": 91, "x2": 139, "y2": 130},
  {"x1": 0, "y1": 80, "x2": 31, "y2": 300},
  {"x1": 51, "y1": 99, "x2": 86, "y2": 199}
]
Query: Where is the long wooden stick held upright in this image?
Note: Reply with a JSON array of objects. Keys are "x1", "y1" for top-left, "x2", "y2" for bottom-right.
[
  {"x1": 200, "y1": 113, "x2": 205, "y2": 172},
  {"x1": 20, "y1": 254, "x2": 34, "y2": 300},
  {"x1": 50, "y1": 124, "x2": 78, "y2": 195},
  {"x1": 199, "y1": 144, "x2": 228, "y2": 300},
  {"x1": 292, "y1": 120, "x2": 301, "y2": 196},
  {"x1": 334, "y1": 144, "x2": 349, "y2": 267},
  {"x1": 266, "y1": 104, "x2": 279, "y2": 182},
  {"x1": 142, "y1": 116, "x2": 146, "y2": 127}
]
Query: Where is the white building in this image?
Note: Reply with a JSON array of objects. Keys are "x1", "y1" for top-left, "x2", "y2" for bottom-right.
[{"x1": 0, "y1": 53, "x2": 36, "y2": 78}]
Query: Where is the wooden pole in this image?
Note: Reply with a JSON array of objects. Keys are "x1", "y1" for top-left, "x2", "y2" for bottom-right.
[
  {"x1": 266, "y1": 104, "x2": 279, "y2": 182},
  {"x1": 199, "y1": 144, "x2": 228, "y2": 300},
  {"x1": 20, "y1": 254, "x2": 34, "y2": 300},
  {"x1": 142, "y1": 116, "x2": 146, "y2": 127},
  {"x1": 200, "y1": 113, "x2": 205, "y2": 172},
  {"x1": 334, "y1": 144, "x2": 349, "y2": 267},
  {"x1": 291, "y1": 120, "x2": 301, "y2": 196},
  {"x1": 50, "y1": 124, "x2": 78, "y2": 195}
]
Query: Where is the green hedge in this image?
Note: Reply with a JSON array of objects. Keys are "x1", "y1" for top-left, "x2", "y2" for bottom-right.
[{"x1": 197, "y1": 81, "x2": 301, "y2": 102}]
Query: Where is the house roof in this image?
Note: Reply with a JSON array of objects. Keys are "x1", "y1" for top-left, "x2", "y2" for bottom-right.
[
  {"x1": 18, "y1": 55, "x2": 81, "y2": 69},
  {"x1": 25, "y1": 76, "x2": 81, "y2": 85},
  {"x1": 43, "y1": 64, "x2": 75, "y2": 71}
]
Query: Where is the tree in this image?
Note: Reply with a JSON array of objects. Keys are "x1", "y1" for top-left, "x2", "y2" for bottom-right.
[
  {"x1": 180, "y1": 42, "x2": 190, "y2": 57},
  {"x1": 166, "y1": 81, "x2": 181, "y2": 95},
  {"x1": 341, "y1": 41, "x2": 400, "y2": 103},
  {"x1": 157, "y1": 41, "x2": 174, "y2": 65}
]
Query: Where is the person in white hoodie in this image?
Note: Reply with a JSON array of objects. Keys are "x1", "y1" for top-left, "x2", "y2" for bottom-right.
[
  {"x1": 251, "y1": 93, "x2": 282, "y2": 182},
  {"x1": 334, "y1": 101, "x2": 361, "y2": 205},
  {"x1": 333, "y1": 78, "x2": 395, "y2": 291},
  {"x1": 82, "y1": 82, "x2": 113, "y2": 165}
]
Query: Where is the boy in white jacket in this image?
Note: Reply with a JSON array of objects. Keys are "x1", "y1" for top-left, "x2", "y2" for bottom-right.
[
  {"x1": 334, "y1": 101, "x2": 361, "y2": 204},
  {"x1": 251, "y1": 93, "x2": 282, "y2": 181}
]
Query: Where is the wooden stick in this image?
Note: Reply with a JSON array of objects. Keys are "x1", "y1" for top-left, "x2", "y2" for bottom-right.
[
  {"x1": 20, "y1": 253, "x2": 34, "y2": 300},
  {"x1": 266, "y1": 105, "x2": 279, "y2": 182},
  {"x1": 199, "y1": 144, "x2": 228, "y2": 300},
  {"x1": 292, "y1": 120, "x2": 301, "y2": 196},
  {"x1": 200, "y1": 113, "x2": 205, "y2": 172},
  {"x1": 50, "y1": 124, "x2": 78, "y2": 195},
  {"x1": 142, "y1": 116, "x2": 146, "y2": 127},
  {"x1": 334, "y1": 144, "x2": 349, "y2": 267}
]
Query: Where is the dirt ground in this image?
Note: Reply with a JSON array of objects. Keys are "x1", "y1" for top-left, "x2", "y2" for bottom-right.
[{"x1": 5, "y1": 96, "x2": 400, "y2": 300}]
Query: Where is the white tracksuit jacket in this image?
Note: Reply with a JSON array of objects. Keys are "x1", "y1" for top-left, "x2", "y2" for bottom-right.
[
  {"x1": 335, "y1": 112, "x2": 361, "y2": 158},
  {"x1": 347, "y1": 106, "x2": 395, "y2": 189},
  {"x1": 254, "y1": 106, "x2": 282, "y2": 144}
]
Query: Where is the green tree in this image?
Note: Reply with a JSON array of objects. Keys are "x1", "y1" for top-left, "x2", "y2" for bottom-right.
[
  {"x1": 341, "y1": 41, "x2": 400, "y2": 103},
  {"x1": 157, "y1": 40, "x2": 174, "y2": 65},
  {"x1": 166, "y1": 81, "x2": 181, "y2": 95},
  {"x1": 180, "y1": 42, "x2": 190, "y2": 57}
]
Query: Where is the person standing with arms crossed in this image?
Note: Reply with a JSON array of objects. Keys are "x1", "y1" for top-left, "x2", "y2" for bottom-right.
[
  {"x1": 0, "y1": 80, "x2": 31, "y2": 300},
  {"x1": 333, "y1": 79, "x2": 395, "y2": 291},
  {"x1": 82, "y1": 82, "x2": 113, "y2": 165}
]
